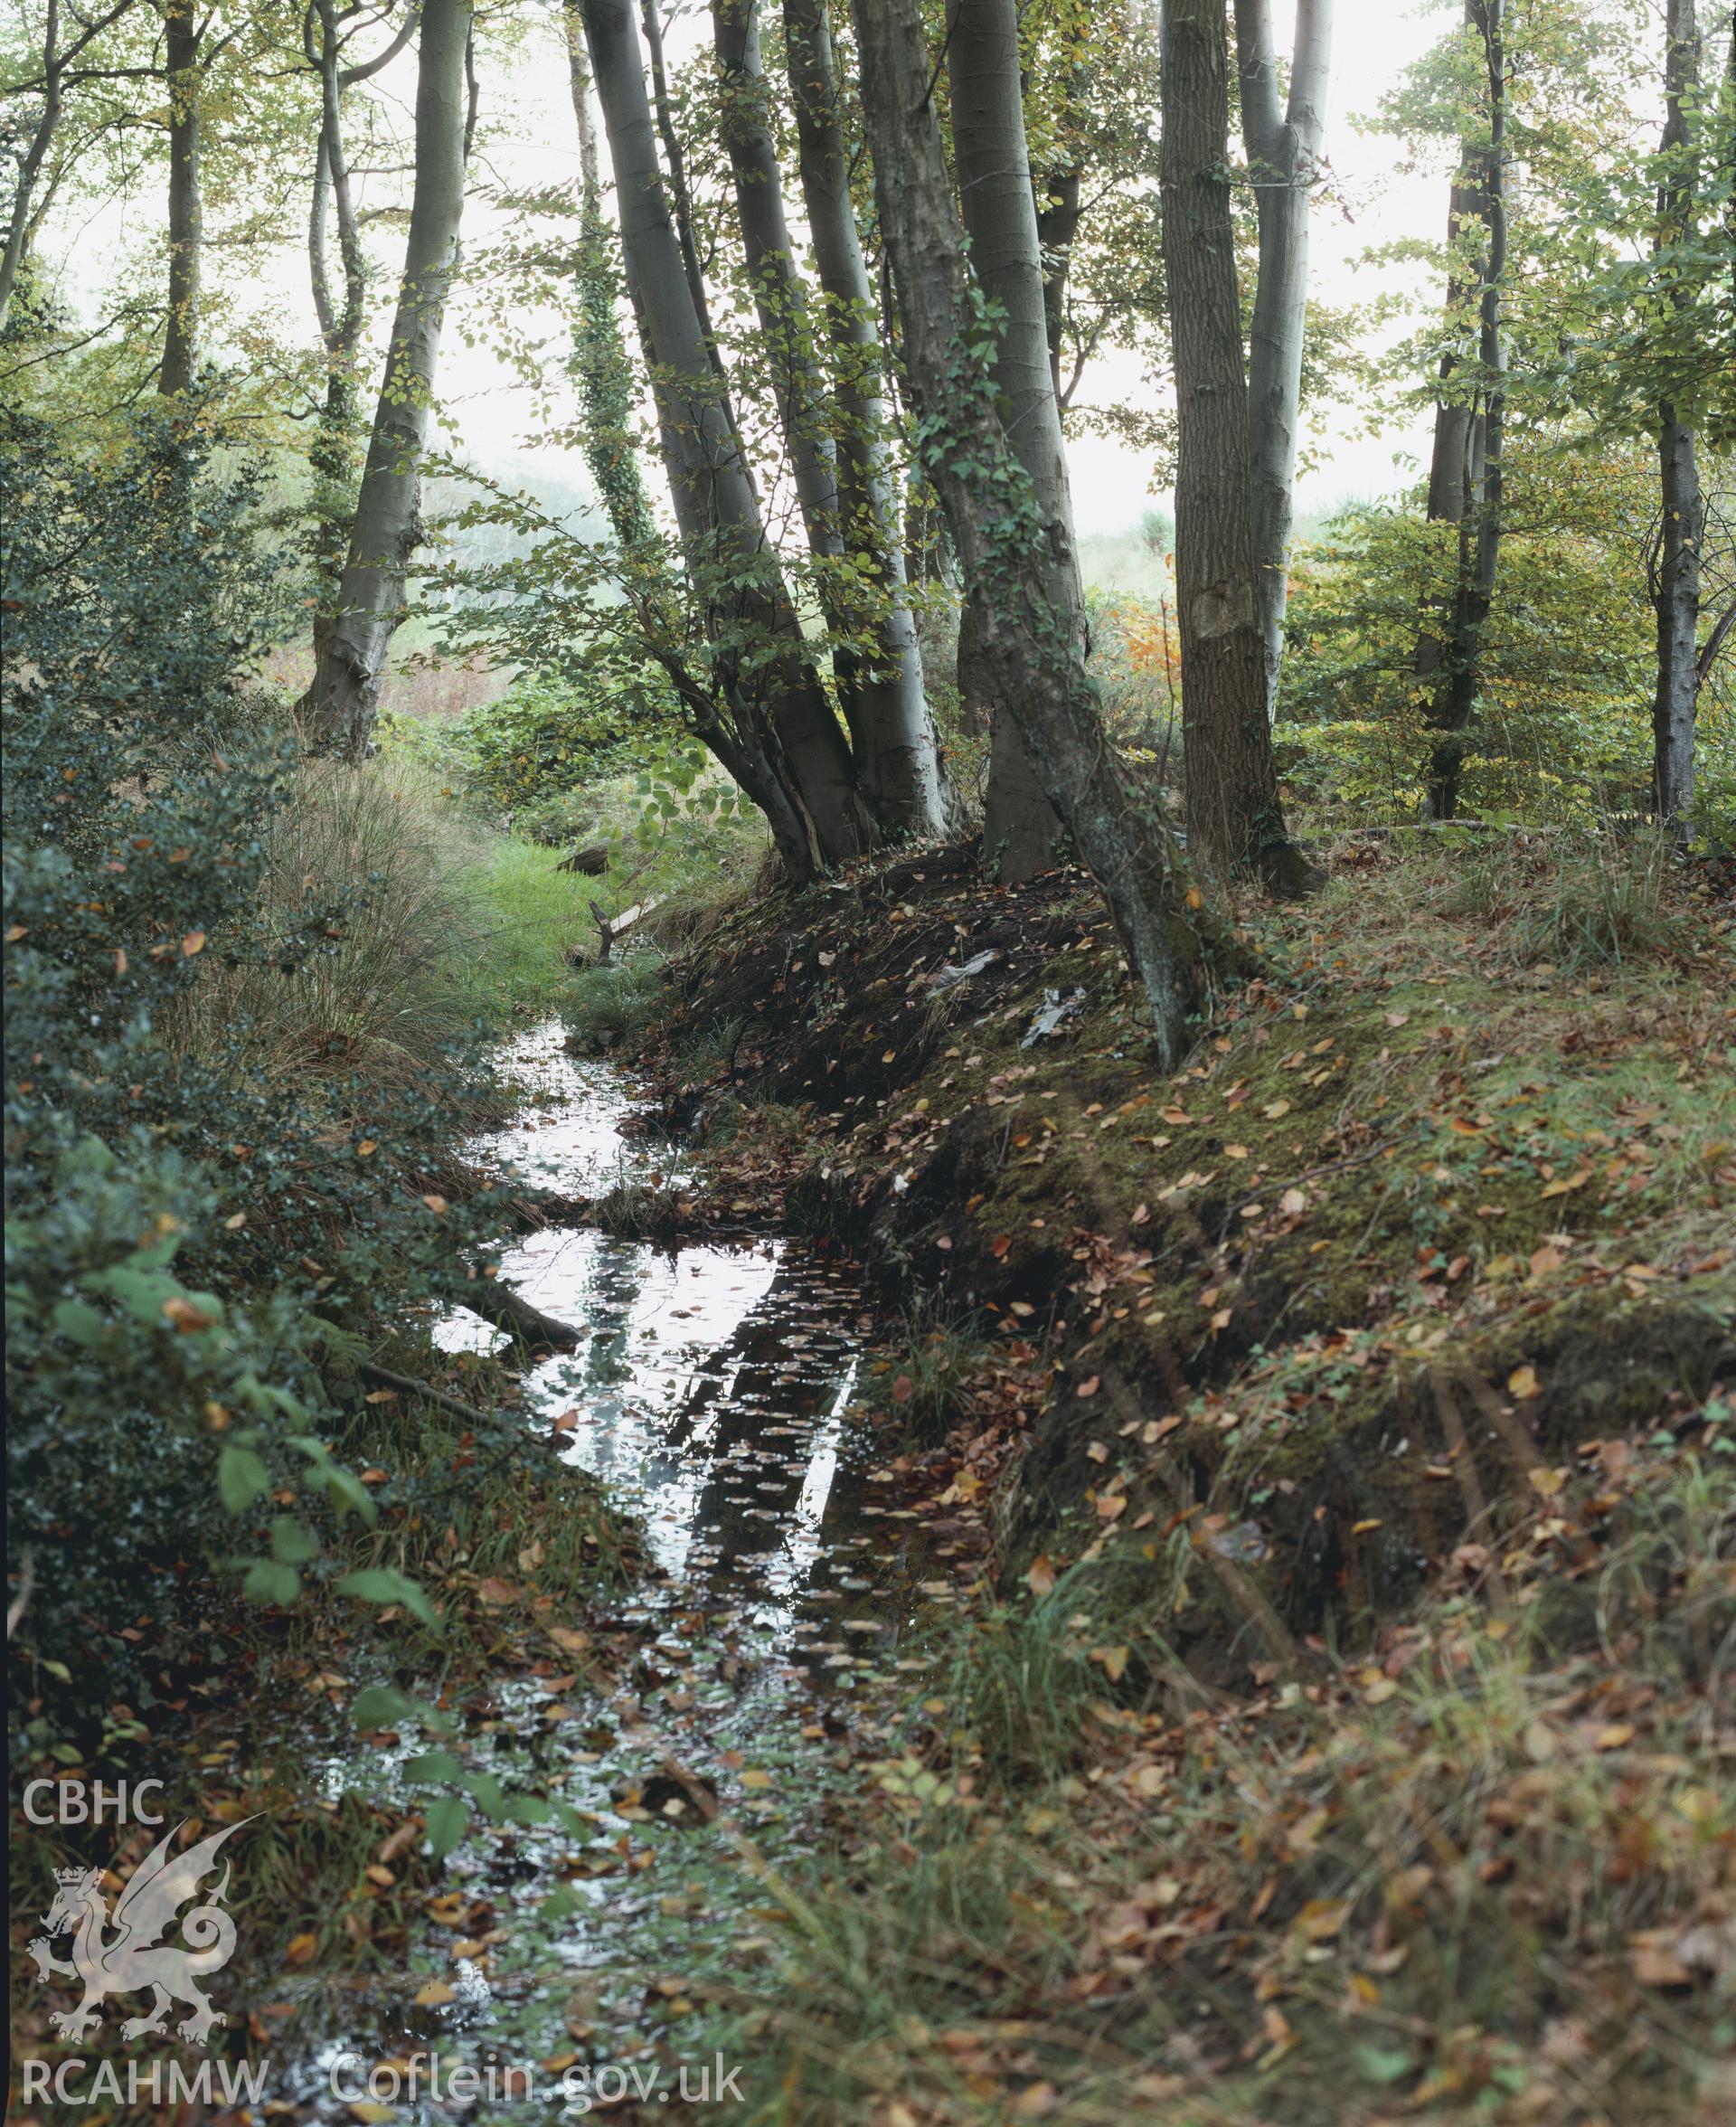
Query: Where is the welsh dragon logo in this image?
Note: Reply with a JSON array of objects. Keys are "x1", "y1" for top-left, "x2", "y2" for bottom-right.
[{"x1": 27, "y1": 1818, "x2": 254, "y2": 2046}]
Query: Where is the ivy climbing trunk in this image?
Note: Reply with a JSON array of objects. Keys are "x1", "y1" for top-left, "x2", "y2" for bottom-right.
[
  {"x1": 781, "y1": 0, "x2": 948, "y2": 835},
  {"x1": 947, "y1": 0, "x2": 1067, "y2": 881},
  {"x1": 1234, "y1": 0, "x2": 1333, "y2": 718},
  {"x1": 577, "y1": 0, "x2": 873, "y2": 874},
  {"x1": 854, "y1": 0, "x2": 1226, "y2": 1071},
  {"x1": 1652, "y1": 0, "x2": 1703, "y2": 837},
  {"x1": 157, "y1": 0, "x2": 202, "y2": 397},
  {"x1": 298, "y1": 0, "x2": 472, "y2": 760},
  {"x1": 1159, "y1": 0, "x2": 1314, "y2": 892}
]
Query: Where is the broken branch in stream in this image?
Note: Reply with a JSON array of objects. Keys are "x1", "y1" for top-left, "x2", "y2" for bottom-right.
[{"x1": 458, "y1": 1275, "x2": 582, "y2": 1352}]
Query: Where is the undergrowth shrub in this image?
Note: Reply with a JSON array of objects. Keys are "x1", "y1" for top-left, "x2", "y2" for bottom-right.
[{"x1": 1, "y1": 407, "x2": 514, "y2": 1735}]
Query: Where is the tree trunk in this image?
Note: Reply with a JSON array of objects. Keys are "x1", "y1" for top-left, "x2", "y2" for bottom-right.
[
  {"x1": 854, "y1": 0, "x2": 1227, "y2": 1070},
  {"x1": 1, "y1": 0, "x2": 62, "y2": 322},
  {"x1": 1421, "y1": 0, "x2": 1505, "y2": 820},
  {"x1": 1035, "y1": 163, "x2": 1082, "y2": 402},
  {"x1": 578, "y1": 0, "x2": 873, "y2": 872},
  {"x1": 157, "y1": 0, "x2": 203, "y2": 396},
  {"x1": 1652, "y1": 0, "x2": 1703, "y2": 837},
  {"x1": 304, "y1": 0, "x2": 378, "y2": 647},
  {"x1": 947, "y1": 0, "x2": 1066, "y2": 880},
  {"x1": 1234, "y1": 0, "x2": 1333, "y2": 718},
  {"x1": 782, "y1": 0, "x2": 948, "y2": 835},
  {"x1": 1159, "y1": 0, "x2": 1314, "y2": 892},
  {"x1": 297, "y1": 0, "x2": 472, "y2": 759},
  {"x1": 562, "y1": 0, "x2": 659, "y2": 545}
]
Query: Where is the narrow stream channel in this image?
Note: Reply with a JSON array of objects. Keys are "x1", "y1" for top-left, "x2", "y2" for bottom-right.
[{"x1": 289, "y1": 1025, "x2": 939, "y2": 2118}]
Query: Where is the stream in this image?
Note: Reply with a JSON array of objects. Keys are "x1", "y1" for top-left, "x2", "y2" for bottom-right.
[{"x1": 289, "y1": 1025, "x2": 937, "y2": 2118}]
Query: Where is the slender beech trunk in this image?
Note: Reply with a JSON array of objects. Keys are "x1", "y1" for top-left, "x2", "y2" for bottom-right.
[
  {"x1": 1652, "y1": 0, "x2": 1703, "y2": 835},
  {"x1": 1421, "y1": 0, "x2": 1505, "y2": 819},
  {"x1": 782, "y1": 0, "x2": 948, "y2": 833},
  {"x1": 1159, "y1": 0, "x2": 1313, "y2": 891},
  {"x1": 1234, "y1": 0, "x2": 1333, "y2": 717},
  {"x1": 947, "y1": 0, "x2": 1067, "y2": 880},
  {"x1": 853, "y1": 0, "x2": 1230, "y2": 1069},
  {"x1": 578, "y1": 0, "x2": 873, "y2": 872},
  {"x1": 639, "y1": 0, "x2": 726, "y2": 380},
  {"x1": 298, "y1": 0, "x2": 472, "y2": 758},
  {"x1": 157, "y1": 0, "x2": 203, "y2": 395}
]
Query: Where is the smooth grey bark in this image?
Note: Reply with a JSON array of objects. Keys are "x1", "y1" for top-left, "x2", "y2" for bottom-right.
[
  {"x1": 854, "y1": 0, "x2": 1227, "y2": 1070},
  {"x1": 303, "y1": 3, "x2": 417, "y2": 628},
  {"x1": 578, "y1": 0, "x2": 873, "y2": 872},
  {"x1": 1652, "y1": 0, "x2": 1703, "y2": 835},
  {"x1": 297, "y1": 0, "x2": 472, "y2": 758},
  {"x1": 1160, "y1": 0, "x2": 1314, "y2": 891},
  {"x1": 782, "y1": 0, "x2": 948, "y2": 833},
  {"x1": 638, "y1": 0, "x2": 725, "y2": 380},
  {"x1": 947, "y1": 0, "x2": 1066, "y2": 880},
  {"x1": 1420, "y1": 0, "x2": 1506, "y2": 819},
  {"x1": 1234, "y1": 0, "x2": 1333, "y2": 717},
  {"x1": 157, "y1": 0, "x2": 203, "y2": 395},
  {"x1": 561, "y1": 6, "x2": 818, "y2": 865}
]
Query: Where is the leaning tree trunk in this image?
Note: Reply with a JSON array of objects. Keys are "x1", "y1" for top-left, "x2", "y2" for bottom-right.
[
  {"x1": 854, "y1": 0, "x2": 1232, "y2": 1070},
  {"x1": 578, "y1": 0, "x2": 873, "y2": 872},
  {"x1": 947, "y1": 0, "x2": 1067, "y2": 880},
  {"x1": 157, "y1": 0, "x2": 202, "y2": 396},
  {"x1": 1159, "y1": 0, "x2": 1314, "y2": 892},
  {"x1": 1422, "y1": 0, "x2": 1505, "y2": 819},
  {"x1": 1652, "y1": 0, "x2": 1703, "y2": 836},
  {"x1": 1234, "y1": 0, "x2": 1333, "y2": 718},
  {"x1": 782, "y1": 0, "x2": 948, "y2": 835},
  {"x1": 297, "y1": 0, "x2": 472, "y2": 759}
]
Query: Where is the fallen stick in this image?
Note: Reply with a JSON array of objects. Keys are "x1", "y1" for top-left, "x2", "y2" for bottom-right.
[{"x1": 357, "y1": 1362, "x2": 493, "y2": 1427}]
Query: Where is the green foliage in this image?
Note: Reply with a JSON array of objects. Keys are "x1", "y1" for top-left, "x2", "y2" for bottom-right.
[
  {"x1": 1, "y1": 408, "x2": 502, "y2": 1712},
  {"x1": 416, "y1": 666, "x2": 683, "y2": 812},
  {"x1": 1280, "y1": 470, "x2": 1668, "y2": 825}
]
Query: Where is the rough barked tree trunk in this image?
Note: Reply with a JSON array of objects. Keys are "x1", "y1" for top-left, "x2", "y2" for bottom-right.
[
  {"x1": 1234, "y1": 0, "x2": 1333, "y2": 717},
  {"x1": 1652, "y1": 0, "x2": 1703, "y2": 836},
  {"x1": 854, "y1": 0, "x2": 1228, "y2": 1071},
  {"x1": 298, "y1": 0, "x2": 471, "y2": 759},
  {"x1": 947, "y1": 0, "x2": 1066, "y2": 880},
  {"x1": 1421, "y1": 0, "x2": 1505, "y2": 819},
  {"x1": 1159, "y1": 0, "x2": 1314, "y2": 892},
  {"x1": 157, "y1": 0, "x2": 203, "y2": 396},
  {"x1": 579, "y1": 0, "x2": 873, "y2": 872},
  {"x1": 782, "y1": 0, "x2": 948, "y2": 834}
]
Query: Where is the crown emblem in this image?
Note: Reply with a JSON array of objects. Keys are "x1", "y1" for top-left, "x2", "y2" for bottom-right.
[{"x1": 53, "y1": 1865, "x2": 91, "y2": 1885}]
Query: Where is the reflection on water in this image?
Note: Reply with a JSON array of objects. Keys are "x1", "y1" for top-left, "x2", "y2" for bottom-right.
[{"x1": 287, "y1": 1026, "x2": 933, "y2": 2117}]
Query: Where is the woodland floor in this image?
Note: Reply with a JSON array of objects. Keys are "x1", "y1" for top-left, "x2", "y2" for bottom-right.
[
  {"x1": 598, "y1": 827, "x2": 1736, "y2": 2125},
  {"x1": 9, "y1": 827, "x2": 1734, "y2": 2127}
]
